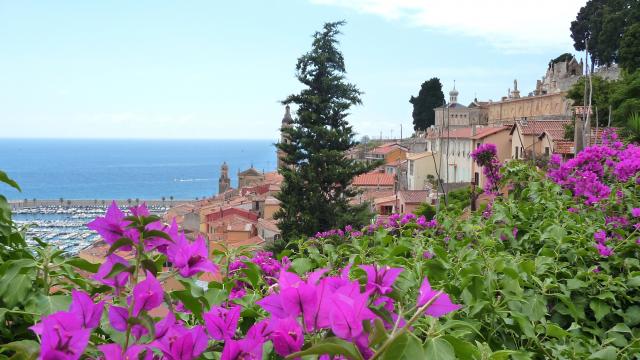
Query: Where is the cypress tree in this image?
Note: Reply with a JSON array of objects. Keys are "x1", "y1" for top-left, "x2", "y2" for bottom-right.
[
  {"x1": 275, "y1": 21, "x2": 376, "y2": 241},
  {"x1": 410, "y1": 78, "x2": 445, "y2": 131}
]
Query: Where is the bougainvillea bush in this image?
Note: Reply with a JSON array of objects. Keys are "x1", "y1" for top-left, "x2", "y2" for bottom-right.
[
  {"x1": 2, "y1": 134, "x2": 640, "y2": 359},
  {"x1": 0, "y1": 195, "x2": 461, "y2": 359}
]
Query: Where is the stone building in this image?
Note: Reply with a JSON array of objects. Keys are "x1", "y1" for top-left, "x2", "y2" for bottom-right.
[
  {"x1": 238, "y1": 167, "x2": 264, "y2": 189},
  {"x1": 487, "y1": 92, "x2": 571, "y2": 125},
  {"x1": 535, "y1": 56, "x2": 583, "y2": 95},
  {"x1": 277, "y1": 105, "x2": 293, "y2": 169},
  {"x1": 434, "y1": 85, "x2": 488, "y2": 130},
  {"x1": 218, "y1": 162, "x2": 231, "y2": 194}
]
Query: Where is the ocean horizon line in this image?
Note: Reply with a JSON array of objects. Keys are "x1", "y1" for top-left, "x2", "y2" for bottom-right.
[{"x1": 0, "y1": 137, "x2": 278, "y2": 141}]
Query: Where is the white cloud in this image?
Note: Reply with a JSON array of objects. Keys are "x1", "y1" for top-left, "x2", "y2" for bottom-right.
[{"x1": 310, "y1": 0, "x2": 586, "y2": 53}]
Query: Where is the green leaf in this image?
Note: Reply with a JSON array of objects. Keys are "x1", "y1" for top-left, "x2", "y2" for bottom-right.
[
  {"x1": 105, "y1": 262, "x2": 132, "y2": 279},
  {"x1": 141, "y1": 259, "x2": 158, "y2": 277},
  {"x1": 607, "y1": 323, "x2": 632, "y2": 334},
  {"x1": 107, "y1": 237, "x2": 134, "y2": 255},
  {"x1": 368, "y1": 318, "x2": 389, "y2": 348},
  {"x1": 145, "y1": 230, "x2": 174, "y2": 242},
  {"x1": 489, "y1": 350, "x2": 517, "y2": 360},
  {"x1": 0, "y1": 340, "x2": 39, "y2": 360},
  {"x1": 172, "y1": 290, "x2": 204, "y2": 318},
  {"x1": 381, "y1": 333, "x2": 425, "y2": 360},
  {"x1": 65, "y1": 257, "x2": 100, "y2": 273},
  {"x1": 240, "y1": 261, "x2": 262, "y2": 288},
  {"x1": 442, "y1": 335, "x2": 481, "y2": 360},
  {"x1": 290, "y1": 258, "x2": 313, "y2": 275},
  {"x1": 423, "y1": 337, "x2": 454, "y2": 360},
  {"x1": 590, "y1": 300, "x2": 610, "y2": 322},
  {"x1": 27, "y1": 294, "x2": 71, "y2": 316},
  {"x1": 545, "y1": 323, "x2": 569, "y2": 339},
  {"x1": 566, "y1": 278, "x2": 587, "y2": 290},
  {"x1": 0, "y1": 170, "x2": 21, "y2": 191},
  {"x1": 286, "y1": 337, "x2": 364, "y2": 360},
  {"x1": 587, "y1": 346, "x2": 617, "y2": 360}
]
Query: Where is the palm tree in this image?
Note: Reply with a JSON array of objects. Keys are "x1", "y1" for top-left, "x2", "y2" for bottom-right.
[
  {"x1": 32, "y1": 198, "x2": 36, "y2": 205},
  {"x1": 169, "y1": 196, "x2": 174, "y2": 204},
  {"x1": 626, "y1": 113, "x2": 640, "y2": 143},
  {"x1": 94, "y1": 199, "x2": 98, "y2": 206},
  {"x1": 101, "y1": 200, "x2": 106, "y2": 207},
  {"x1": 161, "y1": 196, "x2": 166, "y2": 206},
  {"x1": 59, "y1": 197, "x2": 64, "y2": 206},
  {"x1": 135, "y1": 198, "x2": 140, "y2": 205},
  {"x1": 23, "y1": 198, "x2": 28, "y2": 205},
  {"x1": 127, "y1": 198, "x2": 132, "y2": 206},
  {"x1": 66, "y1": 200, "x2": 71, "y2": 208}
]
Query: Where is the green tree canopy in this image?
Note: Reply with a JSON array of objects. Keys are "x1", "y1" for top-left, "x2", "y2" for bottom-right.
[
  {"x1": 619, "y1": 23, "x2": 640, "y2": 73},
  {"x1": 409, "y1": 78, "x2": 445, "y2": 131},
  {"x1": 570, "y1": 0, "x2": 640, "y2": 70},
  {"x1": 275, "y1": 21, "x2": 376, "y2": 241}
]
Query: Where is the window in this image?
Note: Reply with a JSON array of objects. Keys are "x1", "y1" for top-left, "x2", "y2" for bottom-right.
[
  {"x1": 409, "y1": 160, "x2": 413, "y2": 176},
  {"x1": 545, "y1": 147, "x2": 550, "y2": 156},
  {"x1": 515, "y1": 147, "x2": 519, "y2": 159},
  {"x1": 474, "y1": 172, "x2": 479, "y2": 185}
]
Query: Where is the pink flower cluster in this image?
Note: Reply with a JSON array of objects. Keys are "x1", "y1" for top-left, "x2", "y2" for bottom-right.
[
  {"x1": 312, "y1": 214, "x2": 437, "y2": 241},
  {"x1": 547, "y1": 130, "x2": 640, "y2": 205},
  {"x1": 31, "y1": 203, "x2": 461, "y2": 359},
  {"x1": 471, "y1": 143, "x2": 503, "y2": 194}
]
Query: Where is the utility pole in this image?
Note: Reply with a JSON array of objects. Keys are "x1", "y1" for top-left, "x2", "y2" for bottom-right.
[{"x1": 575, "y1": 40, "x2": 588, "y2": 154}]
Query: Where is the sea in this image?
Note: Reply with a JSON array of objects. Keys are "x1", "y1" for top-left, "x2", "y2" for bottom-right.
[
  {"x1": 0, "y1": 138, "x2": 277, "y2": 200},
  {"x1": 0, "y1": 138, "x2": 277, "y2": 253}
]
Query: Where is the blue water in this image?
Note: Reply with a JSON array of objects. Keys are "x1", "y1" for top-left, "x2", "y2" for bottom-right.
[{"x1": 0, "y1": 139, "x2": 277, "y2": 200}]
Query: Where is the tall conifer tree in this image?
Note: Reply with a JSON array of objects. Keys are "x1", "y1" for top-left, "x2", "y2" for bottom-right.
[{"x1": 275, "y1": 21, "x2": 375, "y2": 240}]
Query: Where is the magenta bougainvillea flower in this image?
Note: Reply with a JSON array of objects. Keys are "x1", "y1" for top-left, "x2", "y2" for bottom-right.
[
  {"x1": 132, "y1": 271, "x2": 164, "y2": 316},
  {"x1": 204, "y1": 305, "x2": 241, "y2": 341},
  {"x1": 417, "y1": 277, "x2": 461, "y2": 317},
  {"x1": 152, "y1": 324, "x2": 208, "y2": 360},
  {"x1": 31, "y1": 311, "x2": 90, "y2": 360},
  {"x1": 269, "y1": 316, "x2": 304, "y2": 357},
  {"x1": 595, "y1": 243, "x2": 614, "y2": 257},
  {"x1": 632, "y1": 208, "x2": 640, "y2": 217},
  {"x1": 93, "y1": 254, "x2": 130, "y2": 294},
  {"x1": 360, "y1": 265, "x2": 403, "y2": 295},
  {"x1": 107, "y1": 305, "x2": 147, "y2": 339},
  {"x1": 69, "y1": 290, "x2": 104, "y2": 329},
  {"x1": 167, "y1": 234, "x2": 218, "y2": 278},
  {"x1": 87, "y1": 201, "x2": 130, "y2": 245},
  {"x1": 98, "y1": 343, "x2": 150, "y2": 360},
  {"x1": 220, "y1": 337, "x2": 264, "y2": 360}
]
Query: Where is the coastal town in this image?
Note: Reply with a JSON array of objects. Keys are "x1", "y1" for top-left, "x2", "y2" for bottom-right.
[
  {"x1": 73, "y1": 55, "x2": 615, "y2": 257},
  {"x1": 6, "y1": 54, "x2": 620, "y2": 262}
]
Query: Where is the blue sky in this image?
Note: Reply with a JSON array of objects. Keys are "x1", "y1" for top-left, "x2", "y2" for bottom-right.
[{"x1": 0, "y1": 0, "x2": 586, "y2": 140}]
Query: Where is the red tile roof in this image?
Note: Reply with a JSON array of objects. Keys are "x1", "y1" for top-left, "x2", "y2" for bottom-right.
[
  {"x1": 470, "y1": 126, "x2": 510, "y2": 140},
  {"x1": 399, "y1": 190, "x2": 429, "y2": 204},
  {"x1": 352, "y1": 172, "x2": 396, "y2": 187},
  {"x1": 205, "y1": 207, "x2": 258, "y2": 222},
  {"x1": 512, "y1": 120, "x2": 571, "y2": 136},
  {"x1": 371, "y1": 143, "x2": 408, "y2": 155}
]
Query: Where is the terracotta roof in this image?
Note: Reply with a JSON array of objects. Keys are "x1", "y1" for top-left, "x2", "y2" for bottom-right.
[
  {"x1": 258, "y1": 218, "x2": 280, "y2": 233},
  {"x1": 553, "y1": 140, "x2": 574, "y2": 154},
  {"x1": 406, "y1": 151, "x2": 434, "y2": 160},
  {"x1": 205, "y1": 207, "x2": 258, "y2": 222},
  {"x1": 352, "y1": 172, "x2": 396, "y2": 187},
  {"x1": 374, "y1": 195, "x2": 398, "y2": 205},
  {"x1": 265, "y1": 196, "x2": 281, "y2": 205},
  {"x1": 263, "y1": 171, "x2": 284, "y2": 184},
  {"x1": 399, "y1": 190, "x2": 429, "y2": 204},
  {"x1": 470, "y1": 126, "x2": 510, "y2": 140},
  {"x1": 371, "y1": 143, "x2": 408, "y2": 155},
  {"x1": 511, "y1": 120, "x2": 571, "y2": 136}
]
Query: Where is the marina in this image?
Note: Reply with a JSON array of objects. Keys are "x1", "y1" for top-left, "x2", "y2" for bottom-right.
[{"x1": 13, "y1": 204, "x2": 169, "y2": 255}]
